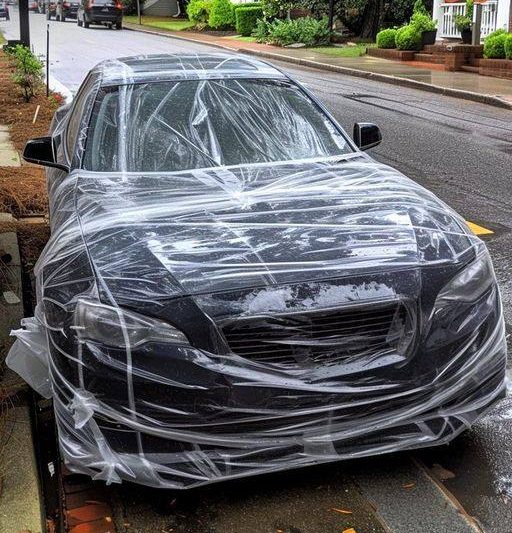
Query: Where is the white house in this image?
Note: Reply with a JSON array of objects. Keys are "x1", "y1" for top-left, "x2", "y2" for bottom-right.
[{"x1": 433, "y1": 0, "x2": 511, "y2": 39}]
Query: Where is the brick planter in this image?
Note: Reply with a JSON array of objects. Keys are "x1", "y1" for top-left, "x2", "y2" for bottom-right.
[
  {"x1": 478, "y1": 58, "x2": 512, "y2": 80},
  {"x1": 367, "y1": 48, "x2": 416, "y2": 61}
]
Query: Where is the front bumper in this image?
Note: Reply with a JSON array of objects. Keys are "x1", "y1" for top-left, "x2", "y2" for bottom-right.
[{"x1": 47, "y1": 309, "x2": 507, "y2": 489}]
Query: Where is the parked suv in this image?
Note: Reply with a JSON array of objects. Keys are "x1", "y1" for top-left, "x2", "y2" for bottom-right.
[
  {"x1": 46, "y1": 0, "x2": 79, "y2": 20},
  {"x1": 77, "y1": 0, "x2": 122, "y2": 29}
]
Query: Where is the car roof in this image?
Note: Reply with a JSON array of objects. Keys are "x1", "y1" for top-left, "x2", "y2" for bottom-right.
[{"x1": 94, "y1": 53, "x2": 288, "y2": 87}]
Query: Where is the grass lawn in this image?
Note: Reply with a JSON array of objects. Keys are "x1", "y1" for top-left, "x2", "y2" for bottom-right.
[
  {"x1": 227, "y1": 35, "x2": 257, "y2": 42},
  {"x1": 313, "y1": 43, "x2": 375, "y2": 58},
  {"x1": 124, "y1": 16, "x2": 194, "y2": 31}
]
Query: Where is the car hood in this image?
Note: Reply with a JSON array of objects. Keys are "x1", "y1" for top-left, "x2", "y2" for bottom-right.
[{"x1": 50, "y1": 156, "x2": 477, "y2": 303}]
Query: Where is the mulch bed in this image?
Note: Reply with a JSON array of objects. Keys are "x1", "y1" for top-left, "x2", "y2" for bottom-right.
[
  {"x1": 0, "y1": 50, "x2": 61, "y2": 218},
  {"x1": 0, "y1": 49, "x2": 56, "y2": 363}
]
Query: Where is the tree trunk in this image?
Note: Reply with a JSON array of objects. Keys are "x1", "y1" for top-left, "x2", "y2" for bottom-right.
[{"x1": 360, "y1": 0, "x2": 385, "y2": 39}]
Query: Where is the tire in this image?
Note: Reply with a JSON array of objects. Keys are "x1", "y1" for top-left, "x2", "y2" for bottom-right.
[
  {"x1": 83, "y1": 19, "x2": 89, "y2": 28},
  {"x1": 61, "y1": 14, "x2": 65, "y2": 21},
  {"x1": 116, "y1": 21, "x2": 122, "y2": 29}
]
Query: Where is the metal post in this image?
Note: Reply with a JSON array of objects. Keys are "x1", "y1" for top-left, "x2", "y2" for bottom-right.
[
  {"x1": 46, "y1": 24, "x2": 50, "y2": 97},
  {"x1": 472, "y1": 2, "x2": 482, "y2": 45},
  {"x1": 18, "y1": 0, "x2": 30, "y2": 47},
  {"x1": 137, "y1": 0, "x2": 141, "y2": 25}
]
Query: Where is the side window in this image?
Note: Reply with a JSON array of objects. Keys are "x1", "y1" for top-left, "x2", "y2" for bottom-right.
[{"x1": 65, "y1": 74, "x2": 98, "y2": 163}]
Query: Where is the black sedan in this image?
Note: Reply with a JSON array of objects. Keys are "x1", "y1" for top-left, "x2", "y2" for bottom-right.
[{"x1": 8, "y1": 54, "x2": 507, "y2": 489}]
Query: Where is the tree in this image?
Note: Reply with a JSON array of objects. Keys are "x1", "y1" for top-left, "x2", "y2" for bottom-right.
[{"x1": 360, "y1": 0, "x2": 385, "y2": 38}]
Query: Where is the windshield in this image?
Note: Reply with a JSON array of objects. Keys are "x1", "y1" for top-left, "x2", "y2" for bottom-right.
[{"x1": 83, "y1": 78, "x2": 351, "y2": 172}]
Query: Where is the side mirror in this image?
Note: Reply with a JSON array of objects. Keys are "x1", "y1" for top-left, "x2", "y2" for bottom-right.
[
  {"x1": 353, "y1": 123, "x2": 382, "y2": 151},
  {"x1": 23, "y1": 137, "x2": 68, "y2": 171}
]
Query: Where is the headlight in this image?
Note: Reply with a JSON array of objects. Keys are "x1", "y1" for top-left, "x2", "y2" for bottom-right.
[
  {"x1": 73, "y1": 300, "x2": 189, "y2": 348},
  {"x1": 435, "y1": 250, "x2": 495, "y2": 308}
]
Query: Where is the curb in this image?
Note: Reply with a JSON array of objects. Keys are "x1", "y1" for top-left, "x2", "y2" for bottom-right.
[{"x1": 124, "y1": 24, "x2": 512, "y2": 111}]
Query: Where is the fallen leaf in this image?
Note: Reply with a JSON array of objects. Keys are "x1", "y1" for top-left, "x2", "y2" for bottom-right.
[
  {"x1": 403, "y1": 482, "x2": 416, "y2": 489},
  {"x1": 331, "y1": 508, "x2": 353, "y2": 515},
  {"x1": 343, "y1": 528, "x2": 357, "y2": 533}
]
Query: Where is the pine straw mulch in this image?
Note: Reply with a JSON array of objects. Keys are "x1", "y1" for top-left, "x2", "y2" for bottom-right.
[{"x1": 0, "y1": 49, "x2": 61, "y2": 218}]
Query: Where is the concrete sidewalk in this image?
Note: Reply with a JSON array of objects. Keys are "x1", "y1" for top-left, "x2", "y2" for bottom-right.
[{"x1": 124, "y1": 22, "x2": 512, "y2": 109}]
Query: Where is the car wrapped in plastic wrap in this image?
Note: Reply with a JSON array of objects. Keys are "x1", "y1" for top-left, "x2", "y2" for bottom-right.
[{"x1": 7, "y1": 54, "x2": 507, "y2": 489}]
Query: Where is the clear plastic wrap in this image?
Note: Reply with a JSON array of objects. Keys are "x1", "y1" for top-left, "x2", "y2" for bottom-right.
[{"x1": 7, "y1": 54, "x2": 507, "y2": 489}]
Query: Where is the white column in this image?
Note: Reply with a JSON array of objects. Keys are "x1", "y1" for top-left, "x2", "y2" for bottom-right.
[
  {"x1": 432, "y1": 0, "x2": 443, "y2": 33},
  {"x1": 496, "y1": 0, "x2": 509, "y2": 32}
]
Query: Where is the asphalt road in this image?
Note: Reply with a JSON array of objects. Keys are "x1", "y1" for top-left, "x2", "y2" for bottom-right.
[{"x1": 2, "y1": 11, "x2": 512, "y2": 533}]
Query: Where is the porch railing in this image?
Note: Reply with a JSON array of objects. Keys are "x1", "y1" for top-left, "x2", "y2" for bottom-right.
[{"x1": 439, "y1": 1, "x2": 498, "y2": 39}]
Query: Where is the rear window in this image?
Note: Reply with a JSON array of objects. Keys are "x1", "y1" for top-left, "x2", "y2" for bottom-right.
[
  {"x1": 91, "y1": 0, "x2": 115, "y2": 5},
  {"x1": 83, "y1": 78, "x2": 351, "y2": 173}
]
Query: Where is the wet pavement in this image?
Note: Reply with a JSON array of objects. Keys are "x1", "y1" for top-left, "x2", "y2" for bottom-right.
[
  {"x1": 2, "y1": 10, "x2": 512, "y2": 533},
  {"x1": 123, "y1": 21, "x2": 512, "y2": 104}
]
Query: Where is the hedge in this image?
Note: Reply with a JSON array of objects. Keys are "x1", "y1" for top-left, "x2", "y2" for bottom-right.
[
  {"x1": 395, "y1": 24, "x2": 422, "y2": 51},
  {"x1": 505, "y1": 33, "x2": 512, "y2": 60},
  {"x1": 376, "y1": 28, "x2": 397, "y2": 49},
  {"x1": 208, "y1": 0, "x2": 235, "y2": 29},
  {"x1": 235, "y1": 5, "x2": 263, "y2": 36},
  {"x1": 484, "y1": 29, "x2": 508, "y2": 59},
  {"x1": 187, "y1": 0, "x2": 211, "y2": 24}
]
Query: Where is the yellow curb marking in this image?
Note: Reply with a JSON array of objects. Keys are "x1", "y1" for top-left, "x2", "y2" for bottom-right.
[{"x1": 466, "y1": 221, "x2": 494, "y2": 236}]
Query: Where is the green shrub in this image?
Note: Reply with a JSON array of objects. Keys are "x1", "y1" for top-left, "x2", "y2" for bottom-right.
[
  {"x1": 253, "y1": 18, "x2": 271, "y2": 41},
  {"x1": 376, "y1": 28, "x2": 397, "y2": 49},
  {"x1": 235, "y1": 6, "x2": 263, "y2": 36},
  {"x1": 187, "y1": 0, "x2": 211, "y2": 24},
  {"x1": 208, "y1": 0, "x2": 235, "y2": 29},
  {"x1": 484, "y1": 29, "x2": 507, "y2": 59},
  {"x1": 395, "y1": 24, "x2": 422, "y2": 50},
  {"x1": 410, "y1": 12, "x2": 436, "y2": 32},
  {"x1": 262, "y1": 16, "x2": 330, "y2": 47},
  {"x1": 233, "y1": 2, "x2": 260, "y2": 12},
  {"x1": 413, "y1": 0, "x2": 428, "y2": 15},
  {"x1": 505, "y1": 33, "x2": 512, "y2": 60},
  {"x1": 10, "y1": 45, "x2": 44, "y2": 102}
]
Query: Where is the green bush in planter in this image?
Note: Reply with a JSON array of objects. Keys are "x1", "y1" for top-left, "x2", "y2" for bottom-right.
[
  {"x1": 410, "y1": 12, "x2": 436, "y2": 33},
  {"x1": 376, "y1": 28, "x2": 397, "y2": 49},
  {"x1": 505, "y1": 33, "x2": 512, "y2": 60},
  {"x1": 395, "y1": 25, "x2": 422, "y2": 50},
  {"x1": 187, "y1": 0, "x2": 211, "y2": 24},
  {"x1": 208, "y1": 0, "x2": 235, "y2": 29},
  {"x1": 484, "y1": 29, "x2": 507, "y2": 59},
  {"x1": 235, "y1": 6, "x2": 263, "y2": 36}
]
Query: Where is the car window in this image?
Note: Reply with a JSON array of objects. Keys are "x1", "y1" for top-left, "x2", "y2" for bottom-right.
[
  {"x1": 65, "y1": 74, "x2": 97, "y2": 159},
  {"x1": 91, "y1": 0, "x2": 115, "y2": 4},
  {"x1": 83, "y1": 79, "x2": 351, "y2": 173}
]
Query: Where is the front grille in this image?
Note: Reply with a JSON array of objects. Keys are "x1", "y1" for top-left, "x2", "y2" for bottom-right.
[{"x1": 222, "y1": 301, "x2": 413, "y2": 368}]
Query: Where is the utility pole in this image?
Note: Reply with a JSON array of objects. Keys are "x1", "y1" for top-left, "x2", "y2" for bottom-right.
[
  {"x1": 19, "y1": 0, "x2": 30, "y2": 47},
  {"x1": 136, "y1": 0, "x2": 141, "y2": 25}
]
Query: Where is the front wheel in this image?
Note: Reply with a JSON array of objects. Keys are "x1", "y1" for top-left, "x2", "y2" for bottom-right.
[
  {"x1": 116, "y1": 21, "x2": 122, "y2": 29},
  {"x1": 83, "y1": 19, "x2": 89, "y2": 27}
]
